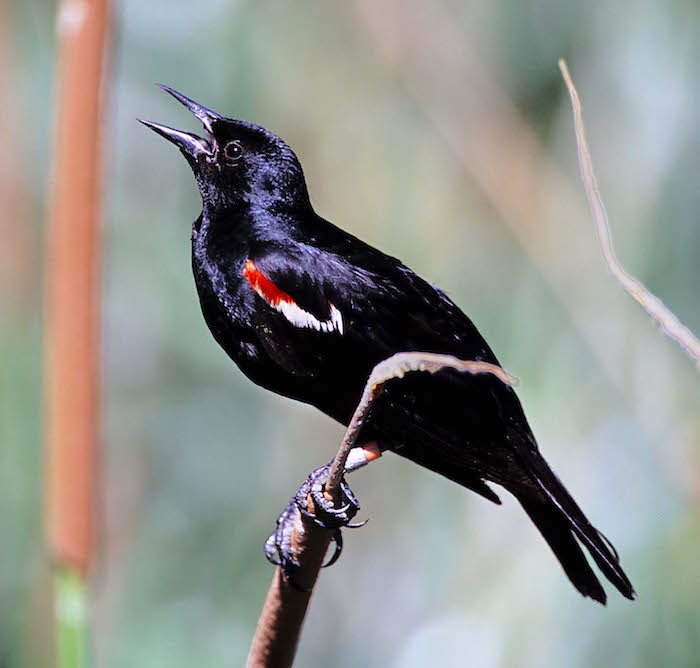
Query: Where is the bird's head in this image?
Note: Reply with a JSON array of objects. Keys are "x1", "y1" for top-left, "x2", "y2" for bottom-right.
[{"x1": 139, "y1": 86, "x2": 310, "y2": 215}]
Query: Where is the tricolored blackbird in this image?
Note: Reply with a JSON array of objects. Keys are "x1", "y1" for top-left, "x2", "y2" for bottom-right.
[{"x1": 140, "y1": 87, "x2": 634, "y2": 604}]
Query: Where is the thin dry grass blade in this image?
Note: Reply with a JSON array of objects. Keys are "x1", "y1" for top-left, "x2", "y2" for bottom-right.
[{"x1": 559, "y1": 58, "x2": 700, "y2": 369}]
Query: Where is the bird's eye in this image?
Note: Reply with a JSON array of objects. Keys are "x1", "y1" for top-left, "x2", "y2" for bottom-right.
[{"x1": 224, "y1": 140, "x2": 244, "y2": 162}]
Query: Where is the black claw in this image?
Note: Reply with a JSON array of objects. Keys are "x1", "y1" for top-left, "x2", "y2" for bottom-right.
[
  {"x1": 323, "y1": 530, "x2": 343, "y2": 568},
  {"x1": 297, "y1": 463, "x2": 362, "y2": 530},
  {"x1": 329, "y1": 501, "x2": 352, "y2": 515},
  {"x1": 264, "y1": 462, "x2": 366, "y2": 581}
]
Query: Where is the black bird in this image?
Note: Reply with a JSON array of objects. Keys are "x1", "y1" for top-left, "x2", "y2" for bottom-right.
[{"x1": 140, "y1": 87, "x2": 635, "y2": 604}]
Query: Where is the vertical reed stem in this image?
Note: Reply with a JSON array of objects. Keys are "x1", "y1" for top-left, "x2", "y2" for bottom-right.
[{"x1": 44, "y1": 0, "x2": 110, "y2": 663}]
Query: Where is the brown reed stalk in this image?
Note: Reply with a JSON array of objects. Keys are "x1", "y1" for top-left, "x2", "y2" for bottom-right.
[
  {"x1": 44, "y1": 5, "x2": 110, "y2": 665},
  {"x1": 45, "y1": 0, "x2": 109, "y2": 580}
]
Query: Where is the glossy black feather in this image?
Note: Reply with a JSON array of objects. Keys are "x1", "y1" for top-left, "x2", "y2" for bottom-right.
[
  {"x1": 519, "y1": 496, "x2": 607, "y2": 604},
  {"x1": 145, "y1": 98, "x2": 635, "y2": 603}
]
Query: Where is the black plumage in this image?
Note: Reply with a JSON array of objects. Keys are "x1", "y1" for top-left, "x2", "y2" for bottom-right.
[{"x1": 140, "y1": 87, "x2": 635, "y2": 604}]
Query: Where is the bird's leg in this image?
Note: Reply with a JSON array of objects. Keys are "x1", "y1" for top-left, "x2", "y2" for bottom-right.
[
  {"x1": 344, "y1": 441, "x2": 383, "y2": 473},
  {"x1": 264, "y1": 443, "x2": 382, "y2": 588}
]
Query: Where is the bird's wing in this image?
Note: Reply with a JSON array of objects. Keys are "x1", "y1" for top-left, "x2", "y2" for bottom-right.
[
  {"x1": 245, "y1": 242, "x2": 496, "y2": 359},
  {"x1": 242, "y1": 252, "x2": 347, "y2": 336},
  {"x1": 243, "y1": 243, "x2": 534, "y2": 500},
  {"x1": 241, "y1": 244, "x2": 366, "y2": 375},
  {"x1": 243, "y1": 242, "x2": 526, "y2": 432}
]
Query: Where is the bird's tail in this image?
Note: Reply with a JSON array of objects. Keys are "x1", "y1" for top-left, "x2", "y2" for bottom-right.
[{"x1": 512, "y1": 441, "x2": 635, "y2": 604}]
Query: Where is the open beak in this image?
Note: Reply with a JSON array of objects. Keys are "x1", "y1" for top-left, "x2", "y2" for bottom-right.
[{"x1": 138, "y1": 85, "x2": 224, "y2": 158}]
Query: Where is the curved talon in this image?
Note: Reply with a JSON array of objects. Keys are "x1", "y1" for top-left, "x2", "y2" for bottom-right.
[
  {"x1": 331, "y1": 502, "x2": 353, "y2": 515},
  {"x1": 265, "y1": 462, "x2": 367, "y2": 580},
  {"x1": 297, "y1": 504, "x2": 317, "y2": 521},
  {"x1": 323, "y1": 530, "x2": 343, "y2": 568},
  {"x1": 308, "y1": 492, "x2": 353, "y2": 518},
  {"x1": 304, "y1": 470, "x2": 361, "y2": 530}
]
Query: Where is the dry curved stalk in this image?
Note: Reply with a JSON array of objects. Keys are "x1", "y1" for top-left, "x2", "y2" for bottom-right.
[
  {"x1": 326, "y1": 352, "x2": 517, "y2": 493},
  {"x1": 558, "y1": 59, "x2": 700, "y2": 369},
  {"x1": 248, "y1": 352, "x2": 515, "y2": 667}
]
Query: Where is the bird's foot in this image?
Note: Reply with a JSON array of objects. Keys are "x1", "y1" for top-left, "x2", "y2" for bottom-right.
[
  {"x1": 296, "y1": 462, "x2": 363, "y2": 529},
  {"x1": 264, "y1": 463, "x2": 365, "y2": 589}
]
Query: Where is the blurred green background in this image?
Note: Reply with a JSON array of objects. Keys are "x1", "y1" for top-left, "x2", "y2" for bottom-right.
[{"x1": 2, "y1": 0, "x2": 700, "y2": 666}]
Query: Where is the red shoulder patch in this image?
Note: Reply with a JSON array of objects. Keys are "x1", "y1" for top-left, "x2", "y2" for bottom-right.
[
  {"x1": 242, "y1": 259, "x2": 296, "y2": 307},
  {"x1": 242, "y1": 258, "x2": 344, "y2": 334}
]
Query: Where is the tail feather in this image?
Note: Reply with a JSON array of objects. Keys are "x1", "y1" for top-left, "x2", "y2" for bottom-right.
[
  {"x1": 511, "y1": 436, "x2": 635, "y2": 602},
  {"x1": 519, "y1": 496, "x2": 607, "y2": 604}
]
